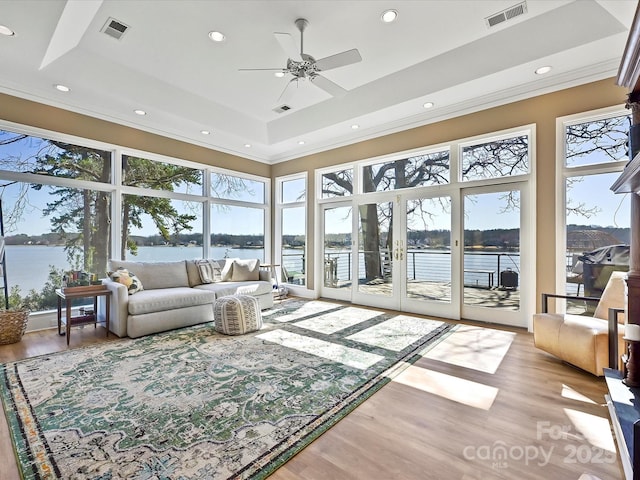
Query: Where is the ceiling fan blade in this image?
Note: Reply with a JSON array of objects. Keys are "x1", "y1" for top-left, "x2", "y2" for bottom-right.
[
  {"x1": 277, "y1": 78, "x2": 299, "y2": 103},
  {"x1": 239, "y1": 68, "x2": 287, "y2": 72},
  {"x1": 274, "y1": 32, "x2": 303, "y2": 62},
  {"x1": 310, "y1": 74, "x2": 347, "y2": 97},
  {"x1": 314, "y1": 49, "x2": 362, "y2": 71}
]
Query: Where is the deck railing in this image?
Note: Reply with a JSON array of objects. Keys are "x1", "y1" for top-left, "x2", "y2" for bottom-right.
[{"x1": 282, "y1": 250, "x2": 523, "y2": 289}]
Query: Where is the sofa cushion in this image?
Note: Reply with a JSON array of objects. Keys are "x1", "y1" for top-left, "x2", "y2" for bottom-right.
[
  {"x1": 185, "y1": 260, "x2": 202, "y2": 287},
  {"x1": 194, "y1": 280, "x2": 272, "y2": 298},
  {"x1": 220, "y1": 258, "x2": 236, "y2": 281},
  {"x1": 127, "y1": 287, "x2": 216, "y2": 316},
  {"x1": 114, "y1": 260, "x2": 189, "y2": 290},
  {"x1": 230, "y1": 258, "x2": 260, "y2": 281}
]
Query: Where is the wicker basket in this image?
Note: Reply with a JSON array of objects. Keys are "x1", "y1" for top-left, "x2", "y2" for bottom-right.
[{"x1": 0, "y1": 309, "x2": 30, "y2": 345}]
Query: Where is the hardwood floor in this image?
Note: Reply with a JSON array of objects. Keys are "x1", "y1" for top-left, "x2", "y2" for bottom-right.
[{"x1": 0, "y1": 312, "x2": 624, "y2": 480}]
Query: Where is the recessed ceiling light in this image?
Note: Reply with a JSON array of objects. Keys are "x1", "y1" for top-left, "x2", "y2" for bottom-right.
[
  {"x1": 298, "y1": 140, "x2": 305, "y2": 145},
  {"x1": 423, "y1": 101, "x2": 434, "y2": 109},
  {"x1": 208, "y1": 31, "x2": 226, "y2": 42},
  {"x1": 381, "y1": 9, "x2": 398, "y2": 23},
  {"x1": 244, "y1": 143, "x2": 251, "y2": 148},
  {"x1": 274, "y1": 71, "x2": 285, "y2": 78},
  {"x1": 535, "y1": 65, "x2": 552, "y2": 75},
  {"x1": 134, "y1": 109, "x2": 146, "y2": 116},
  {"x1": 0, "y1": 25, "x2": 15, "y2": 36},
  {"x1": 54, "y1": 84, "x2": 70, "y2": 92},
  {"x1": 351, "y1": 124, "x2": 360, "y2": 129},
  {"x1": 200, "y1": 130, "x2": 211, "y2": 135}
]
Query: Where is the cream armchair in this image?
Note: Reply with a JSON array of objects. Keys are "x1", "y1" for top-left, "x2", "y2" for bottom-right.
[{"x1": 533, "y1": 271, "x2": 627, "y2": 376}]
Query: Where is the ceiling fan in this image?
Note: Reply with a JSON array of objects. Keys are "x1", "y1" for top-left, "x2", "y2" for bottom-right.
[{"x1": 240, "y1": 18, "x2": 362, "y2": 103}]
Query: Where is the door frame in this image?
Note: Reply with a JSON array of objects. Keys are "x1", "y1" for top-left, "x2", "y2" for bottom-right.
[{"x1": 459, "y1": 181, "x2": 533, "y2": 328}]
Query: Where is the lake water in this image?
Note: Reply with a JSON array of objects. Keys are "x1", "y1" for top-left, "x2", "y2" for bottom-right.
[
  {"x1": 5, "y1": 244, "x2": 525, "y2": 293},
  {"x1": 4, "y1": 245, "x2": 267, "y2": 293}
]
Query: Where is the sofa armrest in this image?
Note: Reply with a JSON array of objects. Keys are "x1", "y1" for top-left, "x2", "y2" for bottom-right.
[
  {"x1": 541, "y1": 293, "x2": 600, "y2": 313},
  {"x1": 259, "y1": 270, "x2": 272, "y2": 283},
  {"x1": 98, "y1": 279, "x2": 129, "y2": 337}
]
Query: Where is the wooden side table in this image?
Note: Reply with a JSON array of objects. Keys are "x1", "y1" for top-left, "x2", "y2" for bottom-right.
[{"x1": 56, "y1": 287, "x2": 111, "y2": 346}]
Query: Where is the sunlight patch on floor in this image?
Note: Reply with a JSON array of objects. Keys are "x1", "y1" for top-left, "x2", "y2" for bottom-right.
[
  {"x1": 347, "y1": 315, "x2": 443, "y2": 352},
  {"x1": 263, "y1": 300, "x2": 344, "y2": 323},
  {"x1": 294, "y1": 307, "x2": 381, "y2": 334},
  {"x1": 392, "y1": 365, "x2": 499, "y2": 410},
  {"x1": 423, "y1": 325, "x2": 515, "y2": 374},
  {"x1": 564, "y1": 408, "x2": 616, "y2": 452},
  {"x1": 561, "y1": 384, "x2": 598, "y2": 404},
  {"x1": 256, "y1": 330, "x2": 383, "y2": 370}
]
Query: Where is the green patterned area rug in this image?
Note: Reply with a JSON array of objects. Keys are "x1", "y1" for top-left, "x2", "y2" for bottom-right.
[{"x1": 1, "y1": 299, "x2": 454, "y2": 480}]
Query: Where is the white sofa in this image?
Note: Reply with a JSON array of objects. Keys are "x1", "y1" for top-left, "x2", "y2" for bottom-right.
[{"x1": 97, "y1": 258, "x2": 273, "y2": 338}]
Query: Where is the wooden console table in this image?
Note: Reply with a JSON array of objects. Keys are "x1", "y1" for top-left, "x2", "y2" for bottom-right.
[{"x1": 56, "y1": 287, "x2": 111, "y2": 346}]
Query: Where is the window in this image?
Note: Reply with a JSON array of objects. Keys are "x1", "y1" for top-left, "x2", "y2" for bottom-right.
[
  {"x1": 461, "y1": 134, "x2": 529, "y2": 181},
  {"x1": 362, "y1": 150, "x2": 450, "y2": 192},
  {"x1": 561, "y1": 110, "x2": 630, "y2": 298},
  {"x1": 122, "y1": 154, "x2": 202, "y2": 194},
  {"x1": 211, "y1": 171, "x2": 265, "y2": 204},
  {"x1": 321, "y1": 168, "x2": 353, "y2": 198},
  {"x1": 123, "y1": 195, "x2": 203, "y2": 261},
  {"x1": 211, "y1": 205, "x2": 265, "y2": 262},
  {"x1": 277, "y1": 174, "x2": 306, "y2": 286},
  {"x1": 0, "y1": 126, "x2": 270, "y2": 313},
  {"x1": 0, "y1": 130, "x2": 113, "y2": 312},
  {"x1": 0, "y1": 129, "x2": 111, "y2": 182}
]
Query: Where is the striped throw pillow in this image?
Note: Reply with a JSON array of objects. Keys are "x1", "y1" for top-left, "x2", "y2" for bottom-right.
[{"x1": 197, "y1": 259, "x2": 223, "y2": 284}]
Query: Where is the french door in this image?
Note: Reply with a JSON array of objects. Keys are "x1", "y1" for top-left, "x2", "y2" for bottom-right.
[{"x1": 320, "y1": 182, "x2": 531, "y2": 327}]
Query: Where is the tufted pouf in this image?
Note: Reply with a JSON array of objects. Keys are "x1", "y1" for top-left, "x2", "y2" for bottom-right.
[{"x1": 214, "y1": 295, "x2": 263, "y2": 335}]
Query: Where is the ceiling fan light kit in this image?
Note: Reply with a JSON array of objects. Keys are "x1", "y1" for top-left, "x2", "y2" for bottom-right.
[{"x1": 241, "y1": 17, "x2": 362, "y2": 104}]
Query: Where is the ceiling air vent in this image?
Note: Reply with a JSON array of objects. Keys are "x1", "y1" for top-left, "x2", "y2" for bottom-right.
[
  {"x1": 485, "y1": 1, "x2": 527, "y2": 28},
  {"x1": 273, "y1": 104, "x2": 292, "y2": 114},
  {"x1": 101, "y1": 17, "x2": 129, "y2": 40}
]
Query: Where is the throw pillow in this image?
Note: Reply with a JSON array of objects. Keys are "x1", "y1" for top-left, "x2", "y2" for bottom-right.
[
  {"x1": 220, "y1": 258, "x2": 237, "y2": 282},
  {"x1": 108, "y1": 268, "x2": 144, "y2": 295},
  {"x1": 197, "y1": 259, "x2": 223, "y2": 284},
  {"x1": 230, "y1": 258, "x2": 260, "y2": 282}
]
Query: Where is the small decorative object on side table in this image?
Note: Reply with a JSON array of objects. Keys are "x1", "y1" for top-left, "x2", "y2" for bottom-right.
[{"x1": 56, "y1": 287, "x2": 111, "y2": 346}]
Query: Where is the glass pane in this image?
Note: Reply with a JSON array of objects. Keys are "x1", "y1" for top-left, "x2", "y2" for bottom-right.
[
  {"x1": 463, "y1": 191, "x2": 520, "y2": 311},
  {"x1": 323, "y1": 206, "x2": 352, "y2": 289},
  {"x1": 211, "y1": 205, "x2": 264, "y2": 261},
  {"x1": 211, "y1": 172, "x2": 265, "y2": 204},
  {"x1": 406, "y1": 197, "x2": 452, "y2": 303},
  {"x1": 358, "y1": 202, "x2": 393, "y2": 296},
  {"x1": 321, "y1": 169, "x2": 353, "y2": 198},
  {"x1": 281, "y1": 206, "x2": 305, "y2": 285},
  {"x1": 1, "y1": 181, "x2": 111, "y2": 311},
  {"x1": 123, "y1": 195, "x2": 203, "y2": 261},
  {"x1": 363, "y1": 151, "x2": 450, "y2": 192},
  {"x1": 281, "y1": 177, "x2": 305, "y2": 203},
  {"x1": 565, "y1": 172, "x2": 630, "y2": 299},
  {"x1": 122, "y1": 155, "x2": 203, "y2": 194},
  {"x1": 462, "y1": 135, "x2": 528, "y2": 181},
  {"x1": 565, "y1": 115, "x2": 630, "y2": 168},
  {"x1": 0, "y1": 129, "x2": 111, "y2": 182}
]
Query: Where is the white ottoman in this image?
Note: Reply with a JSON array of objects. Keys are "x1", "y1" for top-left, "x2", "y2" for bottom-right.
[{"x1": 214, "y1": 295, "x2": 263, "y2": 335}]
